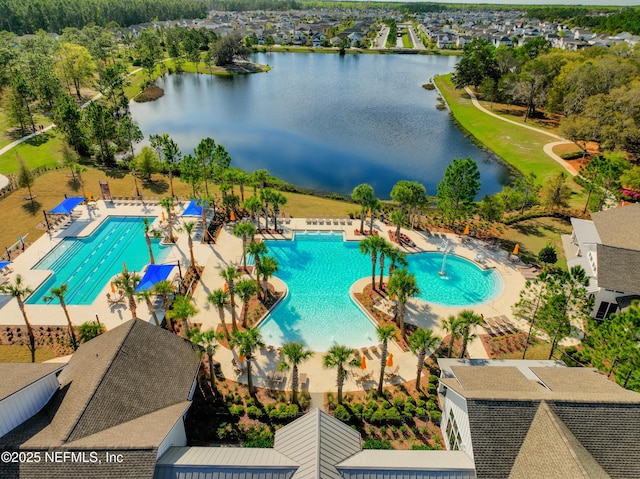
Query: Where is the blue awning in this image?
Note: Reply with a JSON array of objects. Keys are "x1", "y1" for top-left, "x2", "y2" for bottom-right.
[
  {"x1": 181, "y1": 199, "x2": 207, "y2": 217},
  {"x1": 135, "y1": 264, "x2": 176, "y2": 292},
  {"x1": 0, "y1": 261, "x2": 10, "y2": 271},
  {"x1": 49, "y1": 197, "x2": 86, "y2": 214}
]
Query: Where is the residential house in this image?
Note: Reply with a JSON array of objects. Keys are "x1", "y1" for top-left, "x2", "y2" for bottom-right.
[
  {"x1": 563, "y1": 203, "x2": 640, "y2": 319},
  {"x1": 0, "y1": 319, "x2": 200, "y2": 479},
  {"x1": 438, "y1": 358, "x2": 640, "y2": 479}
]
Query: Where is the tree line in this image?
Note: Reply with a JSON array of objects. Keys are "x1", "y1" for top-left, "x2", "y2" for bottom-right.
[
  {"x1": 526, "y1": 6, "x2": 640, "y2": 36},
  {"x1": 0, "y1": 0, "x2": 209, "y2": 35}
]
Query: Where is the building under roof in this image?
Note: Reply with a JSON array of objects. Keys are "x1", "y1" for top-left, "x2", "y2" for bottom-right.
[
  {"x1": 438, "y1": 359, "x2": 640, "y2": 479},
  {"x1": 564, "y1": 203, "x2": 640, "y2": 319},
  {"x1": 0, "y1": 319, "x2": 200, "y2": 479}
]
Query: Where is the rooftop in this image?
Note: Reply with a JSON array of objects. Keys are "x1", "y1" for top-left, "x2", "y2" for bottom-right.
[
  {"x1": 592, "y1": 203, "x2": 640, "y2": 251},
  {"x1": 0, "y1": 363, "x2": 63, "y2": 401}
]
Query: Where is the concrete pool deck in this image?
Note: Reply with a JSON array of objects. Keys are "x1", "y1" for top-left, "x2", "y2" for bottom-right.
[{"x1": 1, "y1": 203, "x2": 530, "y2": 394}]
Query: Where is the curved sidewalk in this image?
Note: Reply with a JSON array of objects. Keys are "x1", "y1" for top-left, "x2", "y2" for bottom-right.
[{"x1": 464, "y1": 87, "x2": 577, "y2": 176}]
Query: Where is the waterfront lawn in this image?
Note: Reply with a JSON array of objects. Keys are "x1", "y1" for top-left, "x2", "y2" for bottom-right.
[
  {"x1": 0, "y1": 129, "x2": 66, "y2": 174},
  {"x1": 434, "y1": 74, "x2": 568, "y2": 183}
]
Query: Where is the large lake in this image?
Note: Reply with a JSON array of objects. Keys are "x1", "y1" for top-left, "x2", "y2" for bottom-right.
[{"x1": 130, "y1": 53, "x2": 511, "y2": 198}]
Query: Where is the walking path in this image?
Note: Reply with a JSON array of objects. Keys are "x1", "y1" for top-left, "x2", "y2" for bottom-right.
[{"x1": 464, "y1": 87, "x2": 578, "y2": 176}]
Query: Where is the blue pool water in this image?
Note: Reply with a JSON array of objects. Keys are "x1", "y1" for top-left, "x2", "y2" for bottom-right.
[
  {"x1": 27, "y1": 216, "x2": 171, "y2": 306},
  {"x1": 259, "y1": 232, "x2": 502, "y2": 350}
]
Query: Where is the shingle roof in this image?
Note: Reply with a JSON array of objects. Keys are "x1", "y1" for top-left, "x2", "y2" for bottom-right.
[
  {"x1": 592, "y1": 203, "x2": 640, "y2": 250},
  {"x1": 596, "y1": 245, "x2": 640, "y2": 295},
  {"x1": 0, "y1": 320, "x2": 200, "y2": 479},
  {"x1": 274, "y1": 408, "x2": 362, "y2": 479},
  {"x1": 0, "y1": 363, "x2": 63, "y2": 401}
]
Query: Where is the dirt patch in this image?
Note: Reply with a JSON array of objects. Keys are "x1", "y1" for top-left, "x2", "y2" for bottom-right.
[
  {"x1": 134, "y1": 85, "x2": 165, "y2": 103},
  {"x1": 0, "y1": 324, "x2": 76, "y2": 358}
]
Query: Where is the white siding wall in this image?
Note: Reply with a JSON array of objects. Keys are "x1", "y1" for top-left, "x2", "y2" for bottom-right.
[
  {"x1": 157, "y1": 418, "x2": 187, "y2": 459},
  {"x1": 592, "y1": 289, "x2": 625, "y2": 318},
  {"x1": 440, "y1": 388, "x2": 473, "y2": 459},
  {"x1": 0, "y1": 374, "x2": 59, "y2": 437}
]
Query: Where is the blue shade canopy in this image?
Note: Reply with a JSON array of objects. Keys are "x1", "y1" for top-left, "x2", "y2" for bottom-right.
[
  {"x1": 181, "y1": 199, "x2": 207, "y2": 217},
  {"x1": 49, "y1": 197, "x2": 85, "y2": 214},
  {"x1": 0, "y1": 261, "x2": 10, "y2": 270},
  {"x1": 135, "y1": 264, "x2": 176, "y2": 292}
]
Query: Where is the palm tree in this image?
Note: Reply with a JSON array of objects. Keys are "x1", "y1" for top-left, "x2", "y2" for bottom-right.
[
  {"x1": 168, "y1": 294, "x2": 198, "y2": 334},
  {"x1": 208, "y1": 289, "x2": 231, "y2": 341},
  {"x1": 113, "y1": 270, "x2": 142, "y2": 319},
  {"x1": 179, "y1": 221, "x2": 198, "y2": 274},
  {"x1": 387, "y1": 268, "x2": 420, "y2": 337},
  {"x1": 43, "y1": 284, "x2": 78, "y2": 350},
  {"x1": 199, "y1": 194, "x2": 214, "y2": 243},
  {"x1": 378, "y1": 241, "x2": 391, "y2": 290},
  {"x1": 235, "y1": 278, "x2": 259, "y2": 328},
  {"x1": 441, "y1": 315, "x2": 463, "y2": 358},
  {"x1": 152, "y1": 279, "x2": 174, "y2": 332},
  {"x1": 271, "y1": 191, "x2": 287, "y2": 231},
  {"x1": 408, "y1": 328, "x2": 438, "y2": 390},
  {"x1": 243, "y1": 196, "x2": 262, "y2": 228},
  {"x1": 159, "y1": 196, "x2": 177, "y2": 243},
  {"x1": 246, "y1": 240, "x2": 268, "y2": 274},
  {"x1": 359, "y1": 235, "x2": 386, "y2": 291},
  {"x1": 376, "y1": 325, "x2": 397, "y2": 394},
  {"x1": 143, "y1": 217, "x2": 155, "y2": 264},
  {"x1": 387, "y1": 246, "x2": 407, "y2": 277},
  {"x1": 278, "y1": 341, "x2": 314, "y2": 405},
  {"x1": 457, "y1": 310, "x2": 484, "y2": 359},
  {"x1": 323, "y1": 344, "x2": 360, "y2": 404},
  {"x1": 136, "y1": 289, "x2": 160, "y2": 326},
  {"x1": 1, "y1": 275, "x2": 36, "y2": 362},
  {"x1": 230, "y1": 328, "x2": 265, "y2": 395},
  {"x1": 369, "y1": 197, "x2": 381, "y2": 234},
  {"x1": 259, "y1": 188, "x2": 275, "y2": 230},
  {"x1": 189, "y1": 326, "x2": 223, "y2": 395},
  {"x1": 256, "y1": 256, "x2": 278, "y2": 301},
  {"x1": 390, "y1": 209, "x2": 409, "y2": 244},
  {"x1": 352, "y1": 183, "x2": 375, "y2": 234},
  {"x1": 220, "y1": 266, "x2": 241, "y2": 331},
  {"x1": 233, "y1": 222, "x2": 257, "y2": 271}
]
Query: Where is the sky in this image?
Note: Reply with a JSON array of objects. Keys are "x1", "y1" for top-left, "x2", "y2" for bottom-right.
[{"x1": 384, "y1": 1, "x2": 639, "y2": 5}]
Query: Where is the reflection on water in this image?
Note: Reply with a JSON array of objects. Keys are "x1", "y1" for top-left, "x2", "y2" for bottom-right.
[{"x1": 131, "y1": 53, "x2": 512, "y2": 198}]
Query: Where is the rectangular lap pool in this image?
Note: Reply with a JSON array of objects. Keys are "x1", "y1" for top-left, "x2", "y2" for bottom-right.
[{"x1": 27, "y1": 216, "x2": 171, "y2": 305}]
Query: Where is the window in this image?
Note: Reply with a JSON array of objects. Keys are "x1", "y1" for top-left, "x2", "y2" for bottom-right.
[
  {"x1": 446, "y1": 410, "x2": 462, "y2": 451},
  {"x1": 595, "y1": 301, "x2": 617, "y2": 320}
]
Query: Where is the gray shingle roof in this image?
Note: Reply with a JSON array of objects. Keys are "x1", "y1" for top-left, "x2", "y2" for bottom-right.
[
  {"x1": 592, "y1": 203, "x2": 640, "y2": 250},
  {"x1": 0, "y1": 320, "x2": 200, "y2": 479},
  {"x1": 0, "y1": 363, "x2": 63, "y2": 401},
  {"x1": 274, "y1": 408, "x2": 362, "y2": 479},
  {"x1": 596, "y1": 245, "x2": 640, "y2": 295}
]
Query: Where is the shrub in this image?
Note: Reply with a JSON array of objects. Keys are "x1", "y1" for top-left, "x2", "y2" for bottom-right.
[
  {"x1": 404, "y1": 402, "x2": 416, "y2": 417},
  {"x1": 363, "y1": 439, "x2": 392, "y2": 450},
  {"x1": 366, "y1": 399, "x2": 378, "y2": 410},
  {"x1": 411, "y1": 443, "x2": 436, "y2": 450},
  {"x1": 229, "y1": 405, "x2": 245, "y2": 416},
  {"x1": 426, "y1": 400, "x2": 438, "y2": 411},
  {"x1": 405, "y1": 396, "x2": 416, "y2": 406},
  {"x1": 428, "y1": 375, "x2": 439, "y2": 385},
  {"x1": 430, "y1": 411, "x2": 442, "y2": 426},
  {"x1": 351, "y1": 402, "x2": 364, "y2": 419},
  {"x1": 246, "y1": 406, "x2": 264, "y2": 418},
  {"x1": 416, "y1": 399, "x2": 426, "y2": 408},
  {"x1": 415, "y1": 407, "x2": 428, "y2": 419},
  {"x1": 380, "y1": 399, "x2": 391, "y2": 410},
  {"x1": 334, "y1": 405, "x2": 352, "y2": 423},
  {"x1": 244, "y1": 425, "x2": 273, "y2": 447},
  {"x1": 245, "y1": 437, "x2": 274, "y2": 448},
  {"x1": 362, "y1": 407, "x2": 375, "y2": 422},
  {"x1": 385, "y1": 407, "x2": 403, "y2": 424},
  {"x1": 393, "y1": 396, "x2": 405, "y2": 409},
  {"x1": 427, "y1": 383, "x2": 438, "y2": 394},
  {"x1": 370, "y1": 408, "x2": 387, "y2": 425},
  {"x1": 246, "y1": 398, "x2": 255, "y2": 407},
  {"x1": 268, "y1": 404, "x2": 299, "y2": 422}
]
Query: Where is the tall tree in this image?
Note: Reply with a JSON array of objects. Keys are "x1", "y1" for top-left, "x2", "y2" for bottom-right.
[
  {"x1": 441, "y1": 315, "x2": 463, "y2": 358},
  {"x1": 133, "y1": 146, "x2": 159, "y2": 180},
  {"x1": 189, "y1": 326, "x2": 223, "y2": 396},
  {"x1": 542, "y1": 172, "x2": 572, "y2": 210},
  {"x1": 513, "y1": 271, "x2": 550, "y2": 359},
  {"x1": 457, "y1": 310, "x2": 484, "y2": 359},
  {"x1": 359, "y1": 235, "x2": 387, "y2": 291},
  {"x1": 323, "y1": 344, "x2": 360, "y2": 404},
  {"x1": 180, "y1": 221, "x2": 198, "y2": 274},
  {"x1": 352, "y1": 183, "x2": 375, "y2": 234},
  {"x1": 256, "y1": 256, "x2": 278, "y2": 301},
  {"x1": 194, "y1": 137, "x2": 216, "y2": 196},
  {"x1": 408, "y1": 327, "x2": 438, "y2": 390},
  {"x1": 153, "y1": 280, "x2": 174, "y2": 332},
  {"x1": 142, "y1": 217, "x2": 155, "y2": 265},
  {"x1": 53, "y1": 93, "x2": 89, "y2": 155},
  {"x1": 212, "y1": 33, "x2": 251, "y2": 66},
  {"x1": 233, "y1": 222, "x2": 257, "y2": 271},
  {"x1": 452, "y1": 38, "x2": 499, "y2": 89},
  {"x1": 278, "y1": 340, "x2": 314, "y2": 405},
  {"x1": 159, "y1": 196, "x2": 177, "y2": 243},
  {"x1": 437, "y1": 157, "x2": 481, "y2": 228},
  {"x1": 230, "y1": 328, "x2": 265, "y2": 395},
  {"x1": 235, "y1": 279, "x2": 259, "y2": 329},
  {"x1": 55, "y1": 42, "x2": 96, "y2": 99},
  {"x1": 83, "y1": 101, "x2": 115, "y2": 165},
  {"x1": 579, "y1": 155, "x2": 626, "y2": 213},
  {"x1": 220, "y1": 267, "x2": 241, "y2": 331},
  {"x1": 208, "y1": 289, "x2": 231, "y2": 341},
  {"x1": 388, "y1": 268, "x2": 420, "y2": 337},
  {"x1": 136, "y1": 289, "x2": 160, "y2": 327},
  {"x1": 376, "y1": 325, "x2": 397, "y2": 394},
  {"x1": 43, "y1": 284, "x2": 78, "y2": 350},
  {"x1": 117, "y1": 115, "x2": 143, "y2": 161},
  {"x1": 17, "y1": 156, "x2": 35, "y2": 204},
  {"x1": 0, "y1": 275, "x2": 36, "y2": 362},
  {"x1": 168, "y1": 294, "x2": 198, "y2": 334},
  {"x1": 113, "y1": 270, "x2": 141, "y2": 319},
  {"x1": 390, "y1": 180, "x2": 427, "y2": 229}
]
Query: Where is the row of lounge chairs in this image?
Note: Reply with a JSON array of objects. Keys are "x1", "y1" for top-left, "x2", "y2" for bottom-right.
[
  {"x1": 305, "y1": 217, "x2": 352, "y2": 226},
  {"x1": 484, "y1": 316, "x2": 518, "y2": 337}
]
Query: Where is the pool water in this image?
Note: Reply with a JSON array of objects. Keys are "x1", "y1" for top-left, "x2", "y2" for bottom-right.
[
  {"x1": 259, "y1": 232, "x2": 502, "y2": 351},
  {"x1": 27, "y1": 216, "x2": 171, "y2": 305}
]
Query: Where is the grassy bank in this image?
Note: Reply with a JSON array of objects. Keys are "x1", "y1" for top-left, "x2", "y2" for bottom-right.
[{"x1": 434, "y1": 74, "x2": 569, "y2": 183}]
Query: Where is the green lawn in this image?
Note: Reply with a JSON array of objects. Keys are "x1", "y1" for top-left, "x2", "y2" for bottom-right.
[
  {"x1": 500, "y1": 217, "x2": 573, "y2": 268},
  {"x1": 434, "y1": 74, "x2": 568, "y2": 183},
  {"x1": 0, "y1": 129, "x2": 66, "y2": 174},
  {"x1": 402, "y1": 33, "x2": 413, "y2": 48},
  {"x1": 0, "y1": 345, "x2": 56, "y2": 362}
]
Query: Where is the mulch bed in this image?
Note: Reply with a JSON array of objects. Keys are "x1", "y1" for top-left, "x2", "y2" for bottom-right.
[
  {"x1": 0, "y1": 325, "x2": 76, "y2": 357},
  {"x1": 480, "y1": 332, "x2": 528, "y2": 358}
]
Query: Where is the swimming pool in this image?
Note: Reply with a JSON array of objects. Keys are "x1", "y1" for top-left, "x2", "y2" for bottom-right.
[
  {"x1": 27, "y1": 216, "x2": 171, "y2": 305},
  {"x1": 259, "y1": 232, "x2": 502, "y2": 350}
]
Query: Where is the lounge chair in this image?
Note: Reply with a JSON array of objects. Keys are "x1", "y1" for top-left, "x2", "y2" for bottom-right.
[{"x1": 385, "y1": 365, "x2": 400, "y2": 380}]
